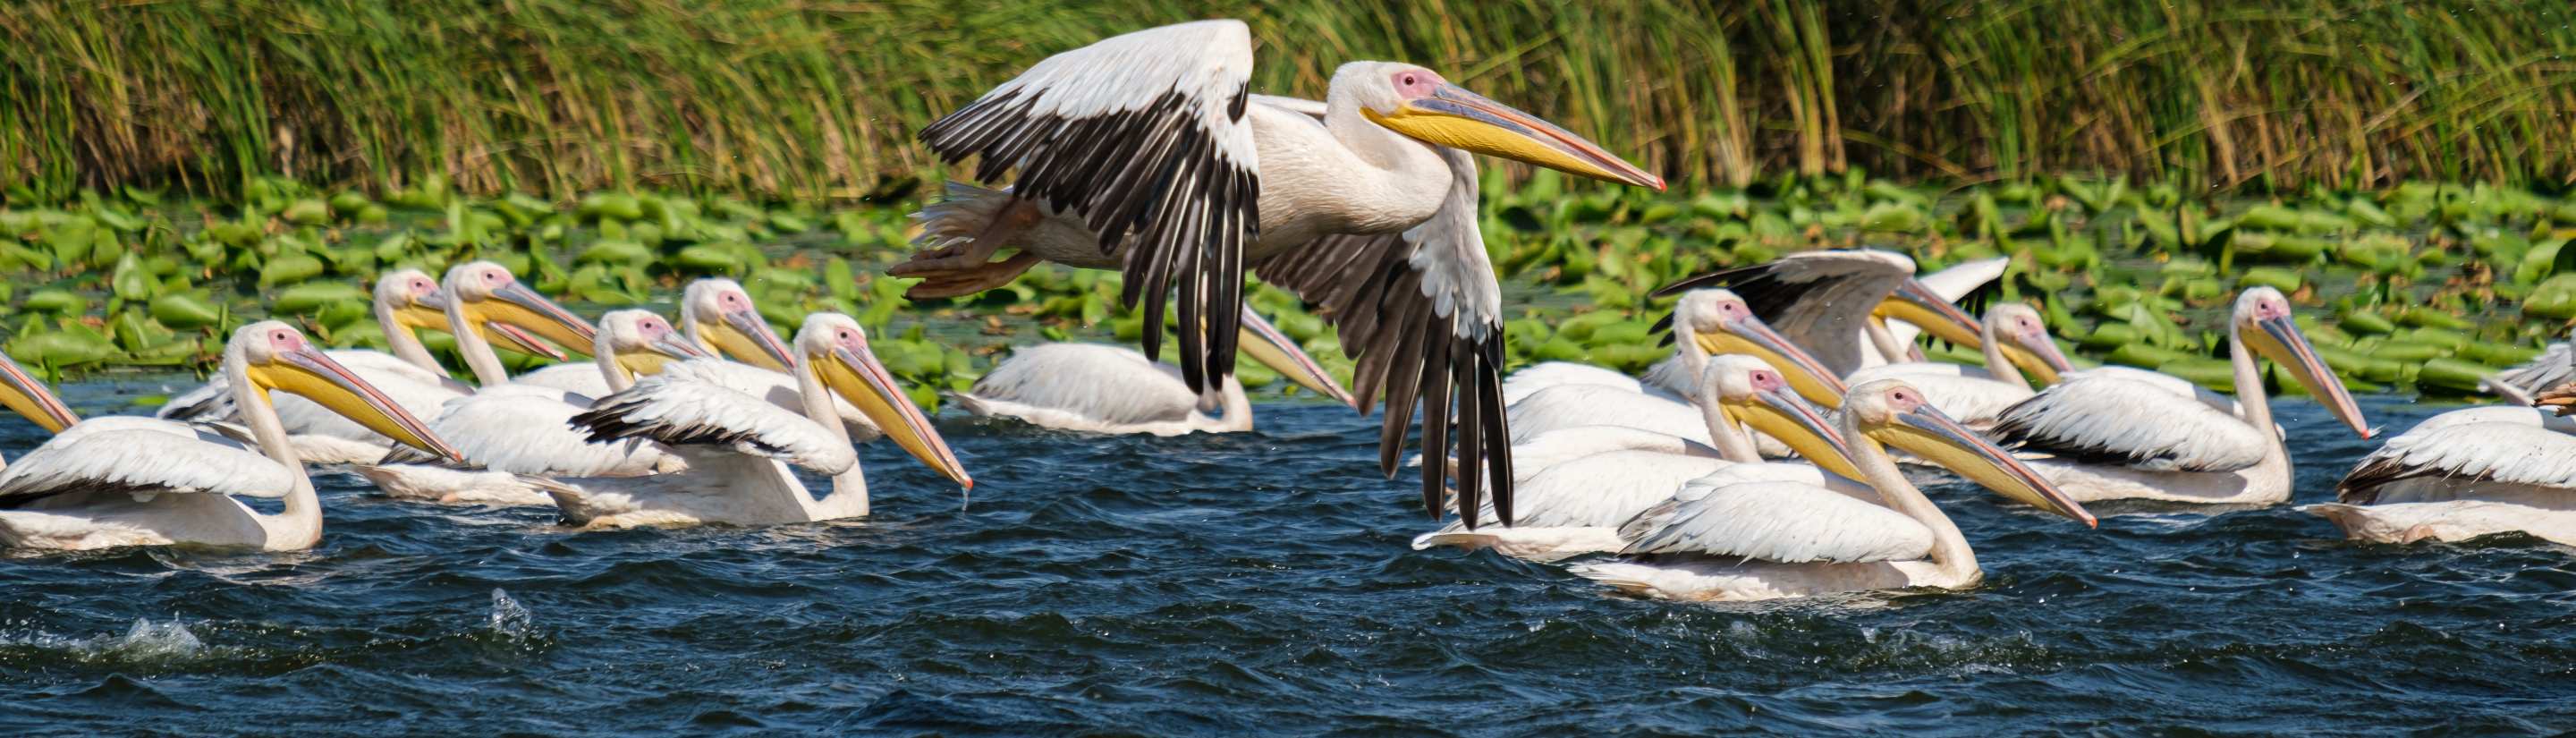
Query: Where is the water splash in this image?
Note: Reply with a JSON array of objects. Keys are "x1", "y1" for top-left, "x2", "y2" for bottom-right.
[
  {"x1": 489, "y1": 588, "x2": 535, "y2": 640},
  {"x1": 108, "y1": 618, "x2": 202, "y2": 658}
]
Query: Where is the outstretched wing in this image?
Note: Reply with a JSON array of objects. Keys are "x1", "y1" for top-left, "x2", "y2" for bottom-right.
[
  {"x1": 1256, "y1": 148, "x2": 1514, "y2": 528},
  {"x1": 919, "y1": 20, "x2": 1259, "y2": 396},
  {"x1": 569, "y1": 361, "x2": 856, "y2": 475},
  {"x1": 1654, "y1": 250, "x2": 1917, "y2": 376}
]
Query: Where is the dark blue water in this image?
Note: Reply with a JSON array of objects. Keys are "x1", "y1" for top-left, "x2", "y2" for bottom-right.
[{"x1": 2, "y1": 383, "x2": 2572, "y2": 735}]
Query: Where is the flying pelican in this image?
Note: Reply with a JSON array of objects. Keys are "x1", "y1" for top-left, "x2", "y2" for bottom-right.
[
  {"x1": 1413, "y1": 355, "x2": 1860, "y2": 561},
  {"x1": 0, "y1": 323, "x2": 460, "y2": 551},
  {"x1": 1508, "y1": 290, "x2": 1847, "y2": 447},
  {"x1": 531, "y1": 313, "x2": 971, "y2": 528},
  {"x1": 1655, "y1": 250, "x2": 2003, "y2": 377},
  {"x1": 1845, "y1": 303, "x2": 2073, "y2": 428},
  {"x1": 154, "y1": 268, "x2": 565, "y2": 462},
  {"x1": 900, "y1": 19, "x2": 1662, "y2": 526},
  {"x1": 1566, "y1": 379, "x2": 2097, "y2": 602},
  {"x1": 955, "y1": 308, "x2": 1357, "y2": 435},
  {"x1": 357, "y1": 310, "x2": 708, "y2": 505},
  {"x1": 2480, "y1": 334, "x2": 2572, "y2": 404},
  {"x1": 2302, "y1": 401, "x2": 2576, "y2": 546},
  {"x1": 1985, "y1": 288, "x2": 2369, "y2": 505}
]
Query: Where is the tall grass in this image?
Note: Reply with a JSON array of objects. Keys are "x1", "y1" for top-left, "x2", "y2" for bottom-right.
[{"x1": 4, "y1": 0, "x2": 2572, "y2": 200}]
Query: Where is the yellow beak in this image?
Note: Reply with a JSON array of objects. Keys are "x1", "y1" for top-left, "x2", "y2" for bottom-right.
[
  {"x1": 813, "y1": 344, "x2": 971, "y2": 489},
  {"x1": 1872, "y1": 279, "x2": 1985, "y2": 350},
  {"x1": 1366, "y1": 83, "x2": 1663, "y2": 191},
  {"x1": 470, "y1": 282, "x2": 597, "y2": 359},
  {"x1": 1235, "y1": 308, "x2": 1357, "y2": 409},
  {"x1": 1694, "y1": 320, "x2": 1848, "y2": 408},
  {"x1": 2245, "y1": 314, "x2": 2372, "y2": 439},
  {"x1": 249, "y1": 347, "x2": 462, "y2": 462},
  {"x1": 0, "y1": 352, "x2": 77, "y2": 433},
  {"x1": 2001, "y1": 332, "x2": 2072, "y2": 386},
  {"x1": 1720, "y1": 385, "x2": 1862, "y2": 482},
  {"x1": 614, "y1": 331, "x2": 715, "y2": 381},
  {"x1": 708, "y1": 306, "x2": 796, "y2": 372},
  {"x1": 1867, "y1": 403, "x2": 2094, "y2": 526}
]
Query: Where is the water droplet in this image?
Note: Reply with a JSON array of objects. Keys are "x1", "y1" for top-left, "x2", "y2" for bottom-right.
[{"x1": 489, "y1": 588, "x2": 535, "y2": 639}]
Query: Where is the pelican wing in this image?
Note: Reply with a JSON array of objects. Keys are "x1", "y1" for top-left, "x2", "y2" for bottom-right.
[
  {"x1": 0, "y1": 427, "x2": 292, "y2": 505},
  {"x1": 569, "y1": 361, "x2": 855, "y2": 475},
  {"x1": 1989, "y1": 375, "x2": 2268, "y2": 471},
  {"x1": 919, "y1": 19, "x2": 1258, "y2": 396},
  {"x1": 2487, "y1": 341, "x2": 2573, "y2": 403},
  {"x1": 1255, "y1": 148, "x2": 1513, "y2": 526},
  {"x1": 2337, "y1": 419, "x2": 2576, "y2": 504},
  {"x1": 1619, "y1": 479, "x2": 1936, "y2": 563},
  {"x1": 513, "y1": 362, "x2": 614, "y2": 398},
  {"x1": 1653, "y1": 250, "x2": 1917, "y2": 376},
  {"x1": 428, "y1": 385, "x2": 669, "y2": 477},
  {"x1": 962, "y1": 344, "x2": 1197, "y2": 426}
]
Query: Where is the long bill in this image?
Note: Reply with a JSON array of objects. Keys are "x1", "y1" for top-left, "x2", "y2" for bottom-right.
[
  {"x1": 1868, "y1": 403, "x2": 2096, "y2": 527},
  {"x1": 817, "y1": 344, "x2": 972, "y2": 490},
  {"x1": 1722, "y1": 382, "x2": 1862, "y2": 482},
  {"x1": 710, "y1": 304, "x2": 796, "y2": 371},
  {"x1": 1874, "y1": 279, "x2": 1984, "y2": 349},
  {"x1": 408, "y1": 291, "x2": 562, "y2": 359},
  {"x1": 0, "y1": 352, "x2": 77, "y2": 433},
  {"x1": 255, "y1": 346, "x2": 462, "y2": 462},
  {"x1": 475, "y1": 282, "x2": 599, "y2": 359},
  {"x1": 2243, "y1": 312, "x2": 2372, "y2": 438},
  {"x1": 617, "y1": 327, "x2": 715, "y2": 378},
  {"x1": 2004, "y1": 328, "x2": 2075, "y2": 386},
  {"x1": 1696, "y1": 317, "x2": 1850, "y2": 408},
  {"x1": 1367, "y1": 82, "x2": 1664, "y2": 191},
  {"x1": 1235, "y1": 308, "x2": 1358, "y2": 409}
]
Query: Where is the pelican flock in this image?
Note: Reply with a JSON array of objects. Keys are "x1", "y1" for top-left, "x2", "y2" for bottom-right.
[{"x1": 1, "y1": 16, "x2": 2569, "y2": 623}]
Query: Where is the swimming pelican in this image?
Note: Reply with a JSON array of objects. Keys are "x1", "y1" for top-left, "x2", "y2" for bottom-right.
[
  {"x1": 1845, "y1": 303, "x2": 2073, "y2": 428},
  {"x1": 1654, "y1": 250, "x2": 1999, "y2": 376},
  {"x1": 530, "y1": 313, "x2": 971, "y2": 528},
  {"x1": 516, "y1": 277, "x2": 798, "y2": 396},
  {"x1": 901, "y1": 19, "x2": 1662, "y2": 525},
  {"x1": 1496, "y1": 289, "x2": 1731, "y2": 407},
  {"x1": 954, "y1": 308, "x2": 1356, "y2": 435},
  {"x1": 1509, "y1": 289, "x2": 1847, "y2": 446},
  {"x1": 153, "y1": 268, "x2": 565, "y2": 463},
  {"x1": 1567, "y1": 379, "x2": 2096, "y2": 602},
  {"x1": 1986, "y1": 288, "x2": 2370, "y2": 505},
  {"x1": 2302, "y1": 403, "x2": 2576, "y2": 546},
  {"x1": 1414, "y1": 356, "x2": 1860, "y2": 561},
  {"x1": 0, "y1": 323, "x2": 460, "y2": 551},
  {"x1": 357, "y1": 310, "x2": 707, "y2": 505}
]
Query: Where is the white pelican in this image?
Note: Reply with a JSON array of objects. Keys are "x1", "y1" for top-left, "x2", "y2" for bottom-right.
[
  {"x1": 901, "y1": 19, "x2": 1661, "y2": 525},
  {"x1": 954, "y1": 308, "x2": 1356, "y2": 435},
  {"x1": 1496, "y1": 289, "x2": 1731, "y2": 407},
  {"x1": 521, "y1": 278, "x2": 888, "y2": 442},
  {"x1": 1508, "y1": 289, "x2": 1848, "y2": 446},
  {"x1": 1568, "y1": 379, "x2": 2097, "y2": 602},
  {"x1": 0, "y1": 323, "x2": 461, "y2": 551},
  {"x1": 357, "y1": 310, "x2": 708, "y2": 505},
  {"x1": 2302, "y1": 403, "x2": 2576, "y2": 546},
  {"x1": 1413, "y1": 355, "x2": 1861, "y2": 561},
  {"x1": 1654, "y1": 250, "x2": 2001, "y2": 375},
  {"x1": 1845, "y1": 303, "x2": 2073, "y2": 428},
  {"x1": 154, "y1": 268, "x2": 566, "y2": 463},
  {"x1": 1986, "y1": 288, "x2": 2370, "y2": 505},
  {"x1": 2482, "y1": 335, "x2": 2572, "y2": 404},
  {"x1": 530, "y1": 313, "x2": 972, "y2": 528}
]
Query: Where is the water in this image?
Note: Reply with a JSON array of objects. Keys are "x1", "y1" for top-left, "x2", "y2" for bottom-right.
[{"x1": 3, "y1": 382, "x2": 2573, "y2": 734}]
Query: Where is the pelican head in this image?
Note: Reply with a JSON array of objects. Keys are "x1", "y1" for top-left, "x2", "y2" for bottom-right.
[
  {"x1": 1987, "y1": 303, "x2": 2073, "y2": 384},
  {"x1": 798, "y1": 313, "x2": 971, "y2": 489},
  {"x1": 1235, "y1": 308, "x2": 1358, "y2": 409},
  {"x1": 233, "y1": 321, "x2": 462, "y2": 462},
  {"x1": 1872, "y1": 278, "x2": 1986, "y2": 350},
  {"x1": 1680, "y1": 289, "x2": 1849, "y2": 407},
  {"x1": 1699, "y1": 355, "x2": 1859, "y2": 480},
  {"x1": 377, "y1": 269, "x2": 449, "y2": 332},
  {"x1": 1338, "y1": 62, "x2": 1662, "y2": 191},
  {"x1": 0, "y1": 351, "x2": 76, "y2": 433},
  {"x1": 682, "y1": 278, "x2": 795, "y2": 371},
  {"x1": 1844, "y1": 378, "x2": 2094, "y2": 527},
  {"x1": 444, "y1": 261, "x2": 597, "y2": 358},
  {"x1": 2233, "y1": 287, "x2": 2369, "y2": 438},
  {"x1": 596, "y1": 310, "x2": 712, "y2": 382}
]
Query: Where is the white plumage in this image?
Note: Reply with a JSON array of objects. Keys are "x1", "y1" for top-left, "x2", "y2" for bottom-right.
[
  {"x1": 1616, "y1": 479, "x2": 1934, "y2": 563},
  {"x1": 1992, "y1": 375, "x2": 2269, "y2": 472},
  {"x1": 955, "y1": 344, "x2": 1223, "y2": 435},
  {"x1": 2305, "y1": 405, "x2": 2576, "y2": 546}
]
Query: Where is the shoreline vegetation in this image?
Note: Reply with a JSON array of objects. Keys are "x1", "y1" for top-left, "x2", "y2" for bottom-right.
[{"x1": 1, "y1": 2, "x2": 2572, "y2": 405}]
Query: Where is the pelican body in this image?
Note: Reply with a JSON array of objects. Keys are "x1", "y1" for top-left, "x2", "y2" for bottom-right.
[
  {"x1": 0, "y1": 323, "x2": 461, "y2": 551},
  {"x1": 955, "y1": 308, "x2": 1357, "y2": 435},
  {"x1": 904, "y1": 19, "x2": 1662, "y2": 526},
  {"x1": 2305, "y1": 404, "x2": 2576, "y2": 546}
]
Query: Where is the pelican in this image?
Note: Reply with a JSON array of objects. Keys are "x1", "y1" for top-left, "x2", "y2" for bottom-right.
[
  {"x1": 1845, "y1": 303, "x2": 2073, "y2": 428},
  {"x1": 0, "y1": 349, "x2": 81, "y2": 445},
  {"x1": 1508, "y1": 289, "x2": 1847, "y2": 447},
  {"x1": 2481, "y1": 335, "x2": 2572, "y2": 404},
  {"x1": 901, "y1": 19, "x2": 1662, "y2": 525},
  {"x1": 1567, "y1": 379, "x2": 2097, "y2": 602},
  {"x1": 0, "y1": 323, "x2": 460, "y2": 551},
  {"x1": 154, "y1": 268, "x2": 566, "y2": 463},
  {"x1": 1413, "y1": 355, "x2": 1860, "y2": 561},
  {"x1": 2302, "y1": 403, "x2": 2576, "y2": 546},
  {"x1": 518, "y1": 277, "x2": 797, "y2": 395},
  {"x1": 954, "y1": 308, "x2": 1357, "y2": 435},
  {"x1": 1654, "y1": 250, "x2": 2002, "y2": 376},
  {"x1": 1986, "y1": 288, "x2": 2370, "y2": 505},
  {"x1": 356, "y1": 310, "x2": 707, "y2": 505},
  {"x1": 530, "y1": 313, "x2": 972, "y2": 528},
  {"x1": 1496, "y1": 290, "x2": 1730, "y2": 407}
]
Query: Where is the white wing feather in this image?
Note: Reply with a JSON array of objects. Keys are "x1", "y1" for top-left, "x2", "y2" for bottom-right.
[
  {"x1": 0, "y1": 426, "x2": 292, "y2": 501},
  {"x1": 432, "y1": 385, "x2": 669, "y2": 477},
  {"x1": 572, "y1": 360, "x2": 855, "y2": 474},
  {"x1": 1992, "y1": 375, "x2": 2268, "y2": 471},
  {"x1": 1619, "y1": 479, "x2": 1936, "y2": 563},
  {"x1": 960, "y1": 344, "x2": 1197, "y2": 426}
]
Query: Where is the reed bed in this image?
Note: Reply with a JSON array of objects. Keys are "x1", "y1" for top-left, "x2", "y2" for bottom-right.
[{"x1": 4, "y1": 0, "x2": 2572, "y2": 200}]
